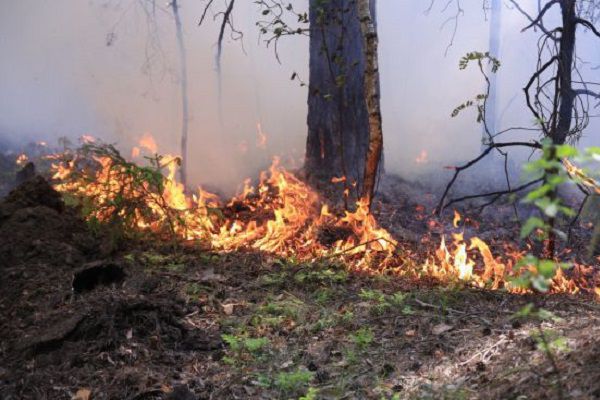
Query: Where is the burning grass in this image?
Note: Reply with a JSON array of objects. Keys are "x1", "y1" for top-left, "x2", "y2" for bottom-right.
[{"x1": 44, "y1": 137, "x2": 599, "y2": 298}]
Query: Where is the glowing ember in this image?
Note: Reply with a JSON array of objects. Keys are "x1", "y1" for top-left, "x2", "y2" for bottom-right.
[
  {"x1": 139, "y1": 133, "x2": 158, "y2": 153},
  {"x1": 132, "y1": 133, "x2": 159, "y2": 158},
  {"x1": 415, "y1": 150, "x2": 428, "y2": 164},
  {"x1": 80, "y1": 135, "x2": 96, "y2": 144},
  {"x1": 16, "y1": 154, "x2": 29, "y2": 166},
  {"x1": 453, "y1": 210, "x2": 461, "y2": 228},
  {"x1": 256, "y1": 123, "x2": 267, "y2": 149}
]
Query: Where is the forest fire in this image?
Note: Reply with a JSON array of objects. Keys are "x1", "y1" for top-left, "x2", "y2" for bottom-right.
[
  {"x1": 46, "y1": 137, "x2": 592, "y2": 297},
  {"x1": 50, "y1": 139, "x2": 396, "y2": 263}
]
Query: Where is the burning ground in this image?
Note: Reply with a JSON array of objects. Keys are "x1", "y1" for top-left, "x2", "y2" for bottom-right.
[{"x1": 1, "y1": 140, "x2": 600, "y2": 399}]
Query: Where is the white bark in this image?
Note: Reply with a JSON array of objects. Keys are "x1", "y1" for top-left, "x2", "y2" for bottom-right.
[{"x1": 358, "y1": 0, "x2": 383, "y2": 208}]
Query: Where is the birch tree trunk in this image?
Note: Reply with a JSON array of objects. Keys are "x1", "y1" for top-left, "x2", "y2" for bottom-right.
[{"x1": 358, "y1": 0, "x2": 383, "y2": 208}]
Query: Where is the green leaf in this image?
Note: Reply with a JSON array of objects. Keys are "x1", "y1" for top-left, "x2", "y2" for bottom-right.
[
  {"x1": 531, "y1": 274, "x2": 550, "y2": 292},
  {"x1": 513, "y1": 303, "x2": 534, "y2": 318},
  {"x1": 537, "y1": 260, "x2": 557, "y2": 279},
  {"x1": 555, "y1": 145, "x2": 578, "y2": 158},
  {"x1": 524, "y1": 185, "x2": 552, "y2": 202},
  {"x1": 521, "y1": 217, "x2": 545, "y2": 238}
]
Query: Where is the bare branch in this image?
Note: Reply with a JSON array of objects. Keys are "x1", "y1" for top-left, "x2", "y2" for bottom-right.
[
  {"x1": 575, "y1": 17, "x2": 600, "y2": 38},
  {"x1": 521, "y1": 0, "x2": 559, "y2": 32},
  {"x1": 436, "y1": 141, "x2": 543, "y2": 213}
]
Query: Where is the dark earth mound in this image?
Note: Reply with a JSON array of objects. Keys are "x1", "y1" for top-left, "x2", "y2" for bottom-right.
[{"x1": 0, "y1": 177, "x2": 222, "y2": 400}]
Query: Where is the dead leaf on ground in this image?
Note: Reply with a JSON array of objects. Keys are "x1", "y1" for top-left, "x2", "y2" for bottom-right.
[
  {"x1": 72, "y1": 388, "x2": 91, "y2": 400},
  {"x1": 222, "y1": 303, "x2": 235, "y2": 315},
  {"x1": 199, "y1": 268, "x2": 226, "y2": 283},
  {"x1": 432, "y1": 323, "x2": 453, "y2": 335}
]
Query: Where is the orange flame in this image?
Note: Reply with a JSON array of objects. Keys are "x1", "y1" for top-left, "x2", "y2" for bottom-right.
[
  {"x1": 256, "y1": 123, "x2": 267, "y2": 149},
  {"x1": 80, "y1": 135, "x2": 96, "y2": 144},
  {"x1": 415, "y1": 150, "x2": 428, "y2": 164},
  {"x1": 453, "y1": 210, "x2": 461, "y2": 228},
  {"x1": 48, "y1": 137, "x2": 596, "y2": 297},
  {"x1": 16, "y1": 154, "x2": 29, "y2": 166}
]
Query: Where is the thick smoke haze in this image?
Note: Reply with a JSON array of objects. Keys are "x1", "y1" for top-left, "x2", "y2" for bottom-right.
[{"x1": 1, "y1": 1, "x2": 599, "y2": 192}]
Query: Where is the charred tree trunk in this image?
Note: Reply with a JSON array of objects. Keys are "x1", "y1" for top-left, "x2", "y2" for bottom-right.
[
  {"x1": 170, "y1": 0, "x2": 189, "y2": 186},
  {"x1": 553, "y1": 0, "x2": 576, "y2": 145},
  {"x1": 305, "y1": 0, "x2": 379, "y2": 196},
  {"x1": 358, "y1": 0, "x2": 383, "y2": 207}
]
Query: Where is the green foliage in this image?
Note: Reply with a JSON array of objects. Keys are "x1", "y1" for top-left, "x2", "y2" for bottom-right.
[
  {"x1": 52, "y1": 141, "x2": 225, "y2": 245},
  {"x1": 515, "y1": 140, "x2": 580, "y2": 292},
  {"x1": 350, "y1": 327, "x2": 374, "y2": 350},
  {"x1": 185, "y1": 282, "x2": 205, "y2": 297},
  {"x1": 221, "y1": 333, "x2": 270, "y2": 365},
  {"x1": 531, "y1": 329, "x2": 568, "y2": 353},
  {"x1": 251, "y1": 297, "x2": 304, "y2": 329},
  {"x1": 299, "y1": 387, "x2": 319, "y2": 400},
  {"x1": 452, "y1": 51, "x2": 500, "y2": 123},
  {"x1": 294, "y1": 267, "x2": 348, "y2": 285},
  {"x1": 274, "y1": 369, "x2": 314, "y2": 394},
  {"x1": 313, "y1": 287, "x2": 333, "y2": 305},
  {"x1": 359, "y1": 289, "x2": 409, "y2": 314},
  {"x1": 257, "y1": 369, "x2": 318, "y2": 400},
  {"x1": 458, "y1": 51, "x2": 500, "y2": 72},
  {"x1": 513, "y1": 303, "x2": 563, "y2": 323}
]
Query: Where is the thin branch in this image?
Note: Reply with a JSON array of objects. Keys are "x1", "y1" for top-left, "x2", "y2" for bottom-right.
[
  {"x1": 507, "y1": 0, "x2": 558, "y2": 39},
  {"x1": 521, "y1": 0, "x2": 559, "y2": 32},
  {"x1": 444, "y1": 178, "x2": 543, "y2": 210},
  {"x1": 435, "y1": 141, "x2": 542, "y2": 213},
  {"x1": 576, "y1": 17, "x2": 600, "y2": 38}
]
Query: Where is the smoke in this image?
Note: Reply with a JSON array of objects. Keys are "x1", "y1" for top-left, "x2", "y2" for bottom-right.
[{"x1": 0, "y1": 0, "x2": 599, "y2": 192}]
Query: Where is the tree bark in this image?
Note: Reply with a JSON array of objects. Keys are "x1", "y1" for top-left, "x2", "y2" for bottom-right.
[
  {"x1": 553, "y1": 0, "x2": 576, "y2": 144},
  {"x1": 305, "y1": 0, "x2": 374, "y2": 194},
  {"x1": 357, "y1": 0, "x2": 383, "y2": 207}
]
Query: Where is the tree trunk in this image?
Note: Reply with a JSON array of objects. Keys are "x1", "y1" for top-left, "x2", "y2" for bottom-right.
[
  {"x1": 553, "y1": 0, "x2": 576, "y2": 144},
  {"x1": 482, "y1": 0, "x2": 501, "y2": 147},
  {"x1": 358, "y1": 0, "x2": 383, "y2": 207},
  {"x1": 305, "y1": 0, "x2": 376, "y2": 195},
  {"x1": 171, "y1": 0, "x2": 189, "y2": 187}
]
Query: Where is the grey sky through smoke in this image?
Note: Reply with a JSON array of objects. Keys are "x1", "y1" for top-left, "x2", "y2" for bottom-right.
[{"x1": 0, "y1": 1, "x2": 599, "y2": 192}]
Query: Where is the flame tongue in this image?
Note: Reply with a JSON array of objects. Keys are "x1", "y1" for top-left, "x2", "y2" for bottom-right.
[
  {"x1": 50, "y1": 141, "x2": 396, "y2": 264},
  {"x1": 48, "y1": 138, "x2": 591, "y2": 296}
]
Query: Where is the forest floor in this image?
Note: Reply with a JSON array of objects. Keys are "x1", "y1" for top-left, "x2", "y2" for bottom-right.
[{"x1": 2, "y1": 168, "x2": 600, "y2": 399}]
